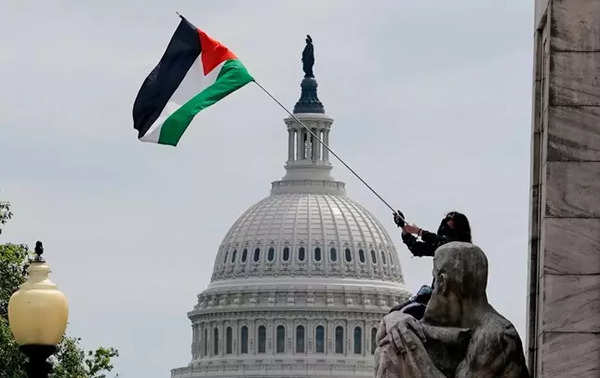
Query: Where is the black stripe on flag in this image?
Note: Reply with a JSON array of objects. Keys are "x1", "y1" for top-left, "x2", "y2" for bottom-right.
[{"x1": 133, "y1": 17, "x2": 201, "y2": 138}]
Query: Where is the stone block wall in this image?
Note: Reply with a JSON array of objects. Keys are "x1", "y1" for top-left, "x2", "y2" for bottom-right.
[{"x1": 529, "y1": 1, "x2": 600, "y2": 377}]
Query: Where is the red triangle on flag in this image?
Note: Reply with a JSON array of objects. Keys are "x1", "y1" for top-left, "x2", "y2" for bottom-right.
[{"x1": 198, "y1": 29, "x2": 238, "y2": 76}]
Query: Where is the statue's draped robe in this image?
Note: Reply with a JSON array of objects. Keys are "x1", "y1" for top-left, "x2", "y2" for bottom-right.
[
  {"x1": 375, "y1": 312, "x2": 467, "y2": 378},
  {"x1": 375, "y1": 312, "x2": 528, "y2": 378},
  {"x1": 302, "y1": 43, "x2": 314, "y2": 78}
]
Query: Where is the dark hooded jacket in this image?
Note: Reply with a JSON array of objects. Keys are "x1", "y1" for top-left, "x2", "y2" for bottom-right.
[{"x1": 402, "y1": 231, "x2": 447, "y2": 257}]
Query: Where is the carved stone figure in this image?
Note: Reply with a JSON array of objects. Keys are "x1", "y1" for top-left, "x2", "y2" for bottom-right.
[
  {"x1": 375, "y1": 242, "x2": 529, "y2": 377},
  {"x1": 302, "y1": 35, "x2": 314, "y2": 78}
]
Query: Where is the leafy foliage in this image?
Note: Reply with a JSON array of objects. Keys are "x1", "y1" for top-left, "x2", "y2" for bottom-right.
[
  {"x1": 0, "y1": 243, "x2": 29, "y2": 318},
  {"x1": 0, "y1": 317, "x2": 27, "y2": 378},
  {"x1": 0, "y1": 202, "x2": 119, "y2": 377},
  {"x1": 52, "y1": 337, "x2": 119, "y2": 378},
  {"x1": 0, "y1": 201, "x2": 13, "y2": 235}
]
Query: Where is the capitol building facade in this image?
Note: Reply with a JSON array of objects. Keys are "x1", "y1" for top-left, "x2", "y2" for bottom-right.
[{"x1": 171, "y1": 56, "x2": 411, "y2": 378}]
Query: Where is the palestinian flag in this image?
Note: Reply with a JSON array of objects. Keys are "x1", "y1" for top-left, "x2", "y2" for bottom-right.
[{"x1": 133, "y1": 16, "x2": 253, "y2": 146}]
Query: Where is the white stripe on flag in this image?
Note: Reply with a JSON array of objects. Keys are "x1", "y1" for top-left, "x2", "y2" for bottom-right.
[{"x1": 140, "y1": 55, "x2": 226, "y2": 143}]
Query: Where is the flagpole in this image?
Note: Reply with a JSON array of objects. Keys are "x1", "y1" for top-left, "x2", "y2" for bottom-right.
[{"x1": 253, "y1": 80, "x2": 405, "y2": 223}]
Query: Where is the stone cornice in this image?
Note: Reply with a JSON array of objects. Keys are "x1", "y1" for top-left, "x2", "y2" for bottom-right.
[{"x1": 188, "y1": 288, "x2": 409, "y2": 319}]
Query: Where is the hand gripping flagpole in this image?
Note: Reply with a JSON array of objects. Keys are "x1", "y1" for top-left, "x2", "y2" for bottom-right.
[{"x1": 253, "y1": 80, "x2": 406, "y2": 224}]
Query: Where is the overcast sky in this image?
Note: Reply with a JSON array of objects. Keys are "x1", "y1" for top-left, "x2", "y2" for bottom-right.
[{"x1": 1, "y1": 1, "x2": 533, "y2": 377}]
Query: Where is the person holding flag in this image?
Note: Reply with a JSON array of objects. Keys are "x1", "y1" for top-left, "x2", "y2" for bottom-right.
[
  {"x1": 389, "y1": 211, "x2": 472, "y2": 319},
  {"x1": 394, "y1": 211, "x2": 472, "y2": 257}
]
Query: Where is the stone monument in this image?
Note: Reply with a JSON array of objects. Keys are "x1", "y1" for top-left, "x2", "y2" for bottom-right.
[
  {"x1": 375, "y1": 242, "x2": 529, "y2": 377},
  {"x1": 528, "y1": 1, "x2": 600, "y2": 377}
]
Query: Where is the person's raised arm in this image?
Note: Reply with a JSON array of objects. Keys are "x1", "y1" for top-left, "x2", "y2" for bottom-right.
[{"x1": 393, "y1": 211, "x2": 438, "y2": 257}]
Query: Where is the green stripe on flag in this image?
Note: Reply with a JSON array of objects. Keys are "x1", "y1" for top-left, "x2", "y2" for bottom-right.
[{"x1": 158, "y1": 59, "x2": 254, "y2": 146}]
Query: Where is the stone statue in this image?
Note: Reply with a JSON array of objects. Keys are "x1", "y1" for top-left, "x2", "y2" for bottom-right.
[
  {"x1": 375, "y1": 242, "x2": 529, "y2": 377},
  {"x1": 302, "y1": 35, "x2": 314, "y2": 78}
]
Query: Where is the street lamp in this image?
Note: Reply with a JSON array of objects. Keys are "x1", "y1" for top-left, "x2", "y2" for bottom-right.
[{"x1": 8, "y1": 241, "x2": 69, "y2": 378}]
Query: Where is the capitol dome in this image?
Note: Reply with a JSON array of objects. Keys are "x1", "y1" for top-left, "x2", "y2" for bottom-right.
[
  {"x1": 172, "y1": 48, "x2": 410, "y2": 378},
  {"x1": 212, "y1": 192, "x2": 404, "y2": 283}
]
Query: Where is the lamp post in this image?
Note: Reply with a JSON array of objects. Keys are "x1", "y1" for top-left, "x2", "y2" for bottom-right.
[{"x1": 8, "y1": 241, "x2": 69, "y2": 378}]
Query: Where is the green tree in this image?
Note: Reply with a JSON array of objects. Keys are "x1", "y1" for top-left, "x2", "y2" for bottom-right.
[
  {"x1": 0, "y1": 202, "x2": 119, "y2": 378},
  {"x1": 0, "y1": 201, "x2": 13, "y2": 235},
  {"x1": 52, "y1": 337, "x2": 118, "y2": 378}
]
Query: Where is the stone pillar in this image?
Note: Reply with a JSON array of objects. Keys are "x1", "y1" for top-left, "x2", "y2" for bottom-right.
[
  {"x1": 297, "y1": 128, "x2": 304, "y2": 160},
  {"x1": 529, "y1": 1, "x2": 600, "y2": 377},
  {"x1": 219, "y1": 323, "x2": 224, "y2": 357},
  {"x1": 233, "y1": 320, "x2": 238, "y2": 356},
  {"x1": 302, "y1": 129, "x2": 312, "y2": 160},
  {"x1": 287, "y1": 318, "x2": 293, "y2": 354},
  {"x1": 288, "y1": 129, "x2": 295, "y2": 161},
  {"x1": 250, "y1": 319, "x2": 255, "y2": 355},
  {"x1": 312, "y1": 128, "x2": 319, "y2": 160},
  {"x1": 191, "y1": 324, "x2": 197, "y2": 359},
  {"x1": 323, "y1": 130, "x2": 330, "y2": 161},
  {"x1": 199, "y1": 324, "x2": 204, "y2": 358},
  {"x1": 207, "y1": 322, "x2": 213, "y2": 357},
  {"x1": 361, "y1": 320, "x2": 366, "y2": 357},
  {"x1": 317, "y1": 129, "x2": 322, "y2": 160},
  {"x1": 267, "y1": 322, "x2": 272, "y2": 354},
  {"x1": 327, "y1": 319, "x2": 333, "y2": 354}
]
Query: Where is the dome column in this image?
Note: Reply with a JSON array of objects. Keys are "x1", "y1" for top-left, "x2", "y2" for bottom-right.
[
  {"x1": 296, "y1": 128, "x2": 304, "y2": 160},
  {"x1": 311, "y1": 129, "x2": 320, "y2": 161},
  {"x1": 288, "y1": 129, "x2": 295, "y2": 161},
  {"x1": 322, "y1": 130, "x2": 329, "y2": 161}
]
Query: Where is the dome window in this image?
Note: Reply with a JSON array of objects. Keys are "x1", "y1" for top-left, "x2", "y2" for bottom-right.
[
  {"x1": 258, "y1": 325, "x2": 266, "y2": 353},
  {"x1": 358, "y1": 249, "x2": 365, "y2": 263},
  {"x1": 330, "y1": 248, "x2": 337, "y2": 262},
  {"x1": 370, "y1": 250, "x2": 377, "y2": 264},
  {"x1": 213, "y1": 328, "x2": 219, "y2": 355},
  {"x1": 335, "y1": 326, "x2": 344, "y2": 353},
  {"x1": 268, "y1": 247, "x2": 275, "y2": 262},
  {"x1": 314, "y1": 247, "x2": 321, "y2": 262},
  {"x1": 283, "y1": 247, "x2": 290, "y2": 261},
  {"x1": 298, "y1": 247, "x2": 305, "y2": 261},
  {"x1": 253, "y1": 248, "x2": 261, "y2": 262},
  {"x1": 354, "y1": 326, "x2": 362, "y2": 354},
  {"x1": 276, "y1": 325, "x2": 285, "y2": 353},
  {"x1": 381, "y1": 250, "x2": 387, "y2": 265},
  {"x1": 231, "y1": 250, "x2": 237, "y2": 263},
  {"x1": 241, "y1": 326, "x2": 248, "y2": 354},
  {"x1": 241, "y1": 249, "x2": 248, "y2": 263},
  {"x1": 223, "y1": 251, "x2": 228, "y2": 264},
  {"x1": 315, "y1": 326, "x2": 325, "y2": 353},
  {"x1": 345, "y1": 248, "x2": 352, "y2": 262},
  {"x1": 226, "y1": 327, "x2": 233, "y2": 354},
  {"x1": 389, "y1": 251, "x2": 394, "y2": 266},
  {"x1": 296, "y1": 325, "x2": 305, "y2": 353}
]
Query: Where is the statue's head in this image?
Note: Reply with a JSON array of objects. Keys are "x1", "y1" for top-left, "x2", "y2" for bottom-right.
[
  {"x1": 424, "y1": 242, "x2": 488, "y2": 326},
  {"x1": 306, "y1": 34, "x2": 312, "y2": 44}
]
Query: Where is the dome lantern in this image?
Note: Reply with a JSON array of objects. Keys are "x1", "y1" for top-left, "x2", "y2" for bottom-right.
[{"x1": 275, "y1": 35, "x2": 341, "y2": 193}]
